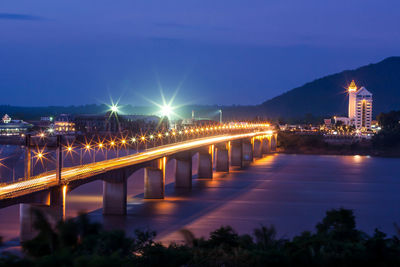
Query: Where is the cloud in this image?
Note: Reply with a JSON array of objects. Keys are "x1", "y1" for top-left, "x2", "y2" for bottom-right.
[{"x1": 0, "y1": 13, "x2": 43, "y2": 21}]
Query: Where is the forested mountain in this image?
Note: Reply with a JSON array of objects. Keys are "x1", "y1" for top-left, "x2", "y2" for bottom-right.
[{"x1": 260, "y1": 57, "x2": 400, "y2": 119}]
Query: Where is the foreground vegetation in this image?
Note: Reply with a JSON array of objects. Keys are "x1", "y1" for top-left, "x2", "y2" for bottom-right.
[{"x1": 1, "y1": 208, "x2": 400, "y2": 266}]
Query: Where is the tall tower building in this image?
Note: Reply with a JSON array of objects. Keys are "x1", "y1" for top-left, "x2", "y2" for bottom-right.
[{"x1": 347, "y1": 80, "x2": 373, "y2": 131}]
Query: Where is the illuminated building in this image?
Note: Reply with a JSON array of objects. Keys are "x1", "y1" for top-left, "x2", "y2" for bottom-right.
[
  {"x1": 348, "y1": 80, "x2": 373, "y2": 131},
  {"x1": 0, "y1": 114, "x2": 32, "y2": 135},
  {"x1": 54, "y1": 114, "x2": 75, "y2": 134}
]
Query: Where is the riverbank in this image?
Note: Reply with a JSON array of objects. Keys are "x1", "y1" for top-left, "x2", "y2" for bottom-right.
[
  {"x1": 277, "y1": 148, "x2": 400, "y2": 157},
  {"x1": 278, "y1": 132, "x2": 400, "y2": 157}
]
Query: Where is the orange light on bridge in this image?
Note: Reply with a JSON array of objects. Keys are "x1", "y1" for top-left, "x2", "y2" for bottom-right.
[
  {"x1": 141, "y1": 136, "x2": 146, "y2": 141},
  {"x1": 121, "y1": 139, "x2": 126, "y2": 144}
]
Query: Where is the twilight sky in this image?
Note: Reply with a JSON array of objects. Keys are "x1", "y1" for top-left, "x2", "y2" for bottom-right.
[{"x1": 1, "y1": 0, "x2": 399, "y2": 106}]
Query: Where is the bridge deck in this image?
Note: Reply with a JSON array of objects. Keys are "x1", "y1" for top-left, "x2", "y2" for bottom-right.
[{"x1": 0, "y1": 131, "x2": 270, "y2": 202}]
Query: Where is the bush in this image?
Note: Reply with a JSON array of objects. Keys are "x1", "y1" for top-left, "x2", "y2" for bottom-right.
[{"x1": 2, "y1": 208, "x2": 400, "y2": 266}]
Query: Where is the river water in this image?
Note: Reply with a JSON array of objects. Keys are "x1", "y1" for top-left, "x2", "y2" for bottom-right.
[{"x1": 1, "y1": 153, "x2": 400, "y2": 245}]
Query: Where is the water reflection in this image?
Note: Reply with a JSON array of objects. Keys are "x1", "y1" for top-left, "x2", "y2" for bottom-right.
[{"x1": 1, "y1": 153, "x2": 400, "y2": 246}]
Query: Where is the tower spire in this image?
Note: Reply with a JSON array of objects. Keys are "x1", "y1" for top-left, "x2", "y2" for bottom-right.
[{"x1": 348, "y1": 80, "x2": 357, "y2": 92}]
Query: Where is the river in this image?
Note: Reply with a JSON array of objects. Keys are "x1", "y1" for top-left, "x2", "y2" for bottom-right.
[{"x1": 1, "y1": 153, "x2": 400, "y2": 246}]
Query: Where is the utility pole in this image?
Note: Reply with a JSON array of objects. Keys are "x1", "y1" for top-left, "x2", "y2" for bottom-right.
[{"x1": 24, "y1": 134, "x2": 31, "y2": 180}]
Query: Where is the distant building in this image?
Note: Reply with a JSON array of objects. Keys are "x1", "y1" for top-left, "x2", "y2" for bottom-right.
[
  {"x1": 334, "y1": 116, "x2": 350, "y2": 126},
  {"x1": 348, "y1": 80, "x2": 373, "y2": 130},
  {"x1": 54, "y1": 114, "x2": 75, "y2": 134},
  {"x1": 0, "y1": 114, "x2": 32, "y2": 135},
  {"x1": 324, "y1": 119, "x2": 332, "y2": 127},
  {"x1": 40, "y1": 116, "x2": 54, "y2": 122},
  {"x1": 74, "y1": 113, "x2": 166, "y2": 134}
]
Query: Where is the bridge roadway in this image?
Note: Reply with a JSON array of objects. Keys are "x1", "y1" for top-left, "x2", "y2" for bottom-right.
[{"x1": 0, "y1": 130, "x2": 272, "y2": 204}]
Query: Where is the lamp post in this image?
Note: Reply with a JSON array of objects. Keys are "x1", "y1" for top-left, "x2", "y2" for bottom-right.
[
  {"x1": 56, "y1": 135, "x2": 62, "y2": 184},
  {"x1": 219, "y1": 109, "x2": 222, "y2": 124}
]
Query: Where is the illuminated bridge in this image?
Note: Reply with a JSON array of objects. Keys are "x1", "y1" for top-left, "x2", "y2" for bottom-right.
[{"x1": 0, "y1": 123, "x2": 277, "y2": 241}]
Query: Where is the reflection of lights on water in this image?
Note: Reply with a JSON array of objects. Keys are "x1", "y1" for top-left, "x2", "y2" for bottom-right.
[
  {"x1": 353, "y1": 155, "x2": 362, "y2": 163},
  {"x1": 62, "y1": 185, "x2": 67, "y2": 219}
]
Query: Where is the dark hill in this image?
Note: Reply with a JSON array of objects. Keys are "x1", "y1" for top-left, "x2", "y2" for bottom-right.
[{"x1": 260, "y1": 57, "x2": 400, "y2": 119}]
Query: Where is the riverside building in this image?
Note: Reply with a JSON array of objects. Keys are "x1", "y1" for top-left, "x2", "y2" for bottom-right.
[{"x1": 348, "y1": 80, "x2": 373, "y2": 131}]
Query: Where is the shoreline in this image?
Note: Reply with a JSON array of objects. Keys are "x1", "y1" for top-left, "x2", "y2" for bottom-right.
[{"x1": 277, "y1": 149, "x2": 400, "y2": 158}]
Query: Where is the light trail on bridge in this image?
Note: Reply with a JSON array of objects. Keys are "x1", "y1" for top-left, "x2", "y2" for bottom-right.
[{"x1": 0, "y1": 130, "x2": 273, "y2": 201}]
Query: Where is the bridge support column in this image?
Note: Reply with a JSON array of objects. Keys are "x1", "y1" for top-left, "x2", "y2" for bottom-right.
[
  {"x1": 253, "y1": 138, "x2": 262, "y2": 158},
  {"x1": 174, "y1": 158, "x2": 192, "y2": 188},
  {"x1": 230, "y1": 140, "x2": 242, "y2": 167},
  {"x1": 242, "y1": 139, "x2": 253, "y2": 166},
  {"x1": 144, "y1": 167, "x2": 164, "y2": 199},
  {"x1": 20, "y1": 187, "x2": 65, "y2": 242},
  {"x1": 216, "y1": 145, "x2": 229, "y2": 172},
  {"x1": 261, "y1": 138, "x2": 270, "y2": 154},
  {"x1": 103, "y1": 175, "x2": 127, "y2": 215},
  {"x1": 271, "y1": 134, "x2": 277, "y2": 151},
  {"x1": 197, "y1": 150, "x2": 213, "y2": 179}
]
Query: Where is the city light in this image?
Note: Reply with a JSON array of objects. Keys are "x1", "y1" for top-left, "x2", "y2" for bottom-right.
[
  {"x1": 110, "y1": 105, "x2": 118, "y2": 113},
  {"x1": 160, "y1": 104, "x2": 172, "y2": 117}
]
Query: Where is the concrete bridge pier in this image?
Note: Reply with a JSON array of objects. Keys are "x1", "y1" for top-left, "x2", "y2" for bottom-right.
[
  {"x1": 253, "y1": 138, "x2": 263, "y2": 158},
  {"x1": 271, "y1": 134, "x2": 277, "y2": 151},
  {"x1": 173, "y1": 153, "x2": 192, "y2": 189},
  {"x1": 261, "y1": 137, "x2": 270, "y2": 154},
  {"x1": 103, "y1": 173, "x2": 127, "y2": 215},
  {"x1": 242, "y1": 139, "x2": 253, "y2": 166},
  {"x1": 196, "y1": 147, "x2": 213, "y2": 178},
  {"x1": 215, "y1": 143, "x2": 229, "y2": 172},
  {"x1": 20, "y1": 187, "x2": 65, "y2": 242},
  {"x1": 230, "y1": 140, "x2": 243, "y2": 168},
  {"x1": 144, "y1": 157, "x2": 166, "y2": 199}
]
